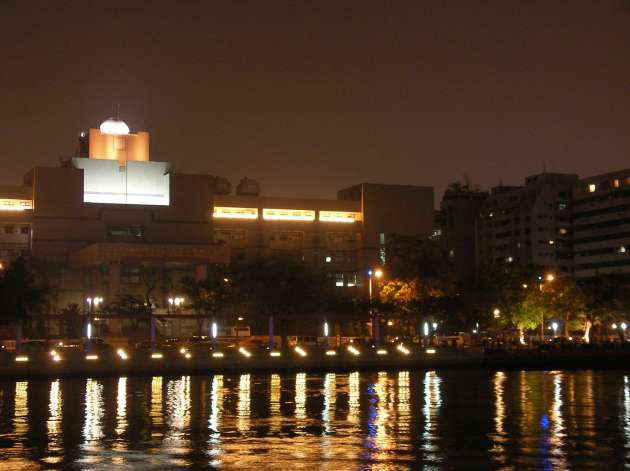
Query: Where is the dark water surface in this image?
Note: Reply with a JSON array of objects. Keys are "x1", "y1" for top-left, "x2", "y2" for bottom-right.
[{"x1": 0, "y1": 369, "x2": 628, "y2": 470}]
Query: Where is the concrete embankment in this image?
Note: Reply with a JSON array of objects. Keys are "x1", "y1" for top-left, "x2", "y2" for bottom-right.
[
  {"x1": 2, "y1": 347, "x2": 629, "y2": 379},
  {"x1": 0, "y1": 347, "x2": 483, "y2": 379}
]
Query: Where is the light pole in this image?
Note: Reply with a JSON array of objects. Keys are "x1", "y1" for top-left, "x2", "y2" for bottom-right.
[
  {"x1": 552, "y1": 321, "x2": 558, "y2": 338},
  {"x1": 368, "y1": 268, "x2": 383, "y2": 346},
  {"x1": 537, "y1": 273, "x2": 555, "y2": 341}
]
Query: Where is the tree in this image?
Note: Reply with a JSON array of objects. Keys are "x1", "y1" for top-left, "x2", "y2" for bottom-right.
[
  {"x1": 60, "y1": 303, "x2": 81, "y2": 338},
  {"x1": 380, "y1": 234, "x2": 455, "y2": 332},
  {"x1": 0, "y1": 257, "x2": 51, "y2": 323},
  {"x1": 0, "y1": 257, "x2": 53, "y2": 347},
  {"x1": 230, "y1": 255, "x2": 328, "y2": 347},
  {"x1": 181, "y1": 265, "x2": 232, "y2": 335}
]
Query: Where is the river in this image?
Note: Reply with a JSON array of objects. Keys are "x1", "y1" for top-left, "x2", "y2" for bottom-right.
[{"x1": 0, "y1": 369, "x2": 628, "y2": 469}]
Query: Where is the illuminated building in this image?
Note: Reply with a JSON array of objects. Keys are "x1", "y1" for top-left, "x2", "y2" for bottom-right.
[
  {"x1": 213, "y1": 182, "x2": 434, "y2": 289},
  {"x1": 0, "y1": 114, "x2": 434, "y2": 325},
  {"x1": 572, "y1": 169, "x2": 630, "y2": 278},
  {"x1": 475, "y1": 173, "x2": 577, "y2": 275}
]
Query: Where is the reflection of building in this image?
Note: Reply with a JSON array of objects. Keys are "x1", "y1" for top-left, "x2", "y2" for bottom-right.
[
  {"x1": 572, "y1": 170, "x2": 630, "y2": 278},
  {"x1": 475, "y1": 173, "x2": 576, "y2": 275},
  {"x1": 0, "y1": 114, "x2": 435, "y2": 311}
]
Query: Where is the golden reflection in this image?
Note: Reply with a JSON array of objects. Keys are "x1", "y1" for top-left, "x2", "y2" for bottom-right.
[
  {"x1": 348, "y1": 371, "x2": 360, "y2": 428},
  {"x1": 164, "y1": 376, "x2": 191, "y2": 451},
  {"x1": 270, "y1": 374, "x2": 281, "y2": 416},
  {"x1": 295, "y1": 373, "x2": 307, "y2": 422},
  {"x1": 549, "y1": 373, "x2": 566, "y2": 467},
  {"x1": 323, "y1": 373, "x2": 336, "y2": 433},
  {"x1": 115, "y1": 377, "x2": 127, "y2": 437},
  {"x1": 373, "y1": 371, "x2": 391, "y2": 455},
  {"x1": 489, "y1": 371, "x2": 507, "y2": 463},
  {"x1": 151, "y1": 376, "x2": 163, "y2": 434},
  {"x1": 13, "y1": 381, "x2": 28, "y2": 446},
  {"x1": 422, "y1": 371, "x2": 441, "y2": 459},
  {"x1": 237, "y1": 374, "x2": 251, "y2": 433},
  {"x1": 83, "y1": 379, "x2": 104, "y2": 442},
  {"x1": 209, "y1": 375, "x2": 224, "y2": 438},
  {"x1": 47, "y1": 380, "x2": 62, "y2": 454},
  {"x1": 397, "y1": 371, "x2": 410, "y2": 434}
]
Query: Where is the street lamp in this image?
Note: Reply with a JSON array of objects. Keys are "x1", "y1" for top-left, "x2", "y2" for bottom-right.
[
  {"x1": 368, "y1": 268, "x2": 384, "y2": 346},
  {"x1": 493, "y1": 308, "x2": 501, "y2": 319},
  {"x1": 552, "y1": 321, "x2": 558, "y2": 337}
]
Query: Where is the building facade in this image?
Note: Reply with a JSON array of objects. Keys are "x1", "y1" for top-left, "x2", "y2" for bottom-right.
[
  {"x1": 475, "y1": 173, "x2": 576, "y2": 275},
  {"x1": 439, "y1": 184, "x2": 488, "y2": 281},
  {"x1": 572, "y1": 169, "x2": 630, "y2": 278},
  {"x1": 0, "y1": 116, "x2": 435, "y2": 315}
]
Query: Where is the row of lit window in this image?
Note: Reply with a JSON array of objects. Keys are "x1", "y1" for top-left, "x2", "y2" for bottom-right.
[
  {"x1": 213, "y1": 207, "x2": 361, "y2": 223},
  {"x1": 329, "y1": 272, "x2": 359, "y2": 287},
  {"x1": 0, "y1": 199, "x2": 32, "y2": 211},
  {"x1": 587, "y1": 177, "x2": 630, "y2": 193},
  {"x1": 2, "y1": 225, "x2": 29, "y2": 235}
]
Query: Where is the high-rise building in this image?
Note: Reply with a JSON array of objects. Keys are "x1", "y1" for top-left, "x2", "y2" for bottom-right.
[
  {"x1": 475, "y1": 173, "x2": 576, "y2": 275},
  {"x1": 572, "y1": 169, "x2": 630, "y2": 278},
  {"x1": 439, "y1": 184, "x2": 488, "y2": 281}
]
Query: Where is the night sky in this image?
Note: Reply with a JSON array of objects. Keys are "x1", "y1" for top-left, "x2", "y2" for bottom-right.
[{"x1": 1, "y1": 1, "x2": 629, "y2": 203}]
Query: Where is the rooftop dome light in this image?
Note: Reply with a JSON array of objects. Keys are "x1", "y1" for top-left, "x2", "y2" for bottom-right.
[
  {"x1": 99, "y1": 117, "x2": 130, "y2": 135},
  {"x1": 99, "y1": 104, "x2": 130, "y2": 135}
]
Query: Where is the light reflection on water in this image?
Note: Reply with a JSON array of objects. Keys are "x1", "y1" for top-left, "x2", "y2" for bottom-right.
[{"x1": 0, "y1": 370, "x2": 629, "y2": 469}]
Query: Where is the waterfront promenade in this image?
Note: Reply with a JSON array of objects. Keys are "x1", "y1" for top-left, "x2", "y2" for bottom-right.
[{"x1": 2, "y1": 344, "x2": 630, "y2": 379}]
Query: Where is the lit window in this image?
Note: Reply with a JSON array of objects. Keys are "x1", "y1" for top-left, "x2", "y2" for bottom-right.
[
  {"x1": 620, "y1": 246, "x2": 627, "y2": 254},
  {"x1": 213, "y1": 207, "x2": 258, "y2": 219},
  {"x1": 325, "y1": 256, "x2": 332, "y2": 263},
  {"x1": 558, "y1": 228, "x2": 568, "y2": 235},
  {"x1": 506, "y1": 256, "x2": 514, "y2": 263},
  {"x1": 334, "y1": 273, "x2": 344, "y2": 287},
  {"x1": 262, "y1": 208, "x2": 315, "y2": 221},
  {"x1": 588, "y1": 184, "x2": 596, "y2": 193},
  {"x1": 0, "y1": 199, "x2": 32, "y2": 211},
  {"x1": 448, "y1": 249, "x2": 454, "y2": 258},
  {"x1": 319, "y1": 211, "x2": 361, "y2": 223},
  {"x1": 347, "y1": 273, "x2": 357, "y2": 287},
  {"x1": 613, "y1": 179, "x2": 621, "y2": 189},
  {"x1": 549, "y1": 240, "x2": 555, "y2": 245}
]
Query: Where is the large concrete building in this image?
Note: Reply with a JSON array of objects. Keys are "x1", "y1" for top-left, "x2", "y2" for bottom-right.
[
  {"x1": 475, "y1": 173, "x2": 577, "y2": 275},
  {"x1": 0, "y1": 115, "x2": 435, "y2": 316},
  {"x1": 439, "y1": 184, "x2": 488, "y2": 281},
  {"x1": 572, "y1": 169, "x2": 630, "y2": 278}
]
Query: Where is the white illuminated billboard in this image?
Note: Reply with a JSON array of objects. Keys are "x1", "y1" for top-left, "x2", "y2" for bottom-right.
[{"x1": 72, "y1": 158, "x2": 170, "y2": 206}]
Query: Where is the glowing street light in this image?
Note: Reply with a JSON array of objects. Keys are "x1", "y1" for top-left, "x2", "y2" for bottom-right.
[
  {"x1": 552, "y1": 322, "x2": 558, "y2": 337},
  {"x1": 622, "y1": 322, "x2": 628, "y2": 330},
  {"x1": 546, "y1": 273, "x2": 555, "y2": 282},
  {"x1": 368, "y1": 267, "x2": 384, "y2": 347},
  {"x1": 493, "y1": 308, "x2": 501, "y2": 319}
]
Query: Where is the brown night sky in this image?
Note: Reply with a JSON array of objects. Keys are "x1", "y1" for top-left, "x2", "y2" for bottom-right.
[{"x1": 1, "y1": 1, "x2": 629, "y2": 204}]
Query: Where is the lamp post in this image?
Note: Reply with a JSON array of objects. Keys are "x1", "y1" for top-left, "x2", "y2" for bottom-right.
[
  {"x1": 323, "y1": 321, "x2": 329, "y2": 349},
  {"x1": 368, "y1": 268, "x2": 383, "y2": 346},
  {"x1": 537, "y1": 273, "x2": 555, "y2": 341},
  {"x1": 552, "y1": 321, "x2": 558, "y2": 338},
  {"x1": 85, "y1": 296, "x2": 102, "y2": 352}
]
